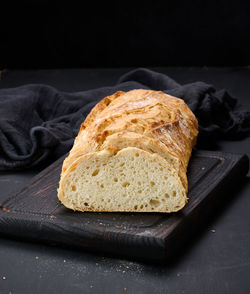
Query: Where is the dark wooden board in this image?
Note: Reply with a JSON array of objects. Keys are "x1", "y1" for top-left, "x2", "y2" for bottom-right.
[{"x1": 0, "y1": 150, "x2": 248, "y2": 261}]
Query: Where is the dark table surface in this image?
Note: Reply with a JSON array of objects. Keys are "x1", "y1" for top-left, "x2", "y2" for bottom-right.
[{"x1": 0, "y1": 67, "x2": 250, "y2": 294}]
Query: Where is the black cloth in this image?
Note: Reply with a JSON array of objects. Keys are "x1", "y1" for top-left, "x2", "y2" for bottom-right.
[{"x1": 0, "y1": 68, "x2": 250, "y2": 170}]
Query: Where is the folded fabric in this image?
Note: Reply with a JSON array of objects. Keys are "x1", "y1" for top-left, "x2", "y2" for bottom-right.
[{"x1": 0, "y1": 68, "x2": 249, "y2": 170}]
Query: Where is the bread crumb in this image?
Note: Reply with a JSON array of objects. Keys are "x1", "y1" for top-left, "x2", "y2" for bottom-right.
[
  {"x1": 124, "y1": 288, "x2": 127, "y2": 292},
  {"x1": 59, "y1": 147, "x2": 187, "y2": 212},
  {"x1": 2, "y1": 276, "x2": 6, "y2": 280},
  {"x1": 35, "y1": 256, "x2": 39, "y2": 260},
  {"x1": 210, "y1": 229, "x2": 216, "y2": 233}
]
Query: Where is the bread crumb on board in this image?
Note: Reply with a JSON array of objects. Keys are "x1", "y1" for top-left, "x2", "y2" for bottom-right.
[{"x1": 210, "y1": 229, "x2": 216, "y2": 233}]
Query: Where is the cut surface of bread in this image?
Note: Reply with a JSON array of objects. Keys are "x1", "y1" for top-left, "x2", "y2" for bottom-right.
[
  {"x1": 58, "y1": 89, "x2": 198, "y2": 213},
  {"x1": 58, "y1": 147, "x2": 186, "y2": 212}
]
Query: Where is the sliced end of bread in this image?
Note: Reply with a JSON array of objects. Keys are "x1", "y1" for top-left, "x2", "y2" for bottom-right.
[{"x1": 58, "y1": 147, "x2": 187, "y2": 212}]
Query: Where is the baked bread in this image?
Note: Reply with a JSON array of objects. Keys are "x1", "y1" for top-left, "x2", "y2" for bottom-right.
[{"x1": 58, "y1": 89, "x2": 198, "y2": 212}]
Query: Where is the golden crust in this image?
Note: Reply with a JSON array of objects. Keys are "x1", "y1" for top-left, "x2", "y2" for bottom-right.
[{"x1": 61, "y1": 89, "x2": 198, "y2": 193}]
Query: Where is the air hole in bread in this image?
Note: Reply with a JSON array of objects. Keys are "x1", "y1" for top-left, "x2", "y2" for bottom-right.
[
  {"x1": 135, "y1": 153, "x2": 139, "y2": 157},
  {"x1": 120, "y1": 163, "x2": 125, "y2": 167},
  {"x1": 134, "y1": 205, "x2": 138, "y2": 210},
  {"x1": 149, "y1": 199, "x2": 160, "y2": 207},
  {"x1": 71, "y1": 185, "x2": 76, "y2": 191},
  {"x1": 150, "y1": 181, "x2": 155, "y2": 187},
  {"x1": 164, "y1": 176, "x2": 168, "y2": 180},
  {"x1": 100, "y1": 184, "x2": 104, "y2": 188},
  {"x1": 86, "y1": 166, "x2": 89, "y2": 170},
  {"x1": 138, "y1": 181, "x2": 141, "y2": 185},
  {"x1": 165, "y1": 193, "x2": 170, "y2": 198},
  {"x1": 173, "y1": 191, "x2": 176, "y2": 197},
  {"x1": 122, "y1": 182, "x2": 130, "y2": 187},
  {"x1": 92, "y1": 169, "x2": 99, "y2": 176},
  {"x1": 114, "y1": 178, "x2": 118, "y2": 182},
  {"x1": 131, "y1": 119, "x2": 138, "y2": 123},
  {"x1": 84, "y1": 202, "x2": 89, "y2": 206},
  {"x1": 140, "y1": 205, "x2": 144, "y2": 209},
  {"x1": 138, "y1": 190, "x2": 142, "y2": 194}
]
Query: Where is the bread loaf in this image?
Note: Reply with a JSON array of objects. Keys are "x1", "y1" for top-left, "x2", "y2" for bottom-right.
[{"x1": 58, "y1": 89, "x2": 198, "y2": 212}]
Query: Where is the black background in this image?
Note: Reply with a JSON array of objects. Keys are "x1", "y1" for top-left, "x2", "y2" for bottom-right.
[{"x1": 1, "y1": 0, "x2": 250, "y2": 68}]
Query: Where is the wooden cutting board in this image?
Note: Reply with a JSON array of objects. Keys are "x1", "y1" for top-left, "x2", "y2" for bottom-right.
[{"x1": 0, "y1": 150, "x2": 248, "y2": 261}]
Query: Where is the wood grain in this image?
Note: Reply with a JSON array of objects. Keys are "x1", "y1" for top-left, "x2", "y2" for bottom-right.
[{"x1": 0, "y1": 150, "x2": 248, "y2": 261}]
